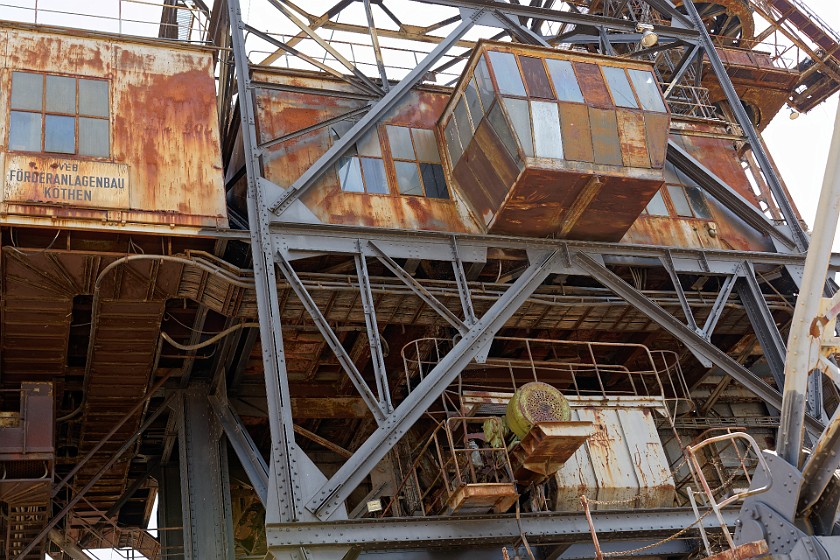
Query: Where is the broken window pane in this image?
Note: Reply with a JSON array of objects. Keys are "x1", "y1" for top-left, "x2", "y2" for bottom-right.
[
  {"x1": 421, "y1": 163, "x2": 449, "y2": 199},
  {"x1": 474, "y1": 57, "x2": 496, "y2": 111},
  {"x1": 338, "y1": 156, "x2": 364, "y2": 192},
  {"x1": 685, "y1": 186, "x2": 712, "y2": 219},
  {"x1": 465, "y1": 79, "x2": 485, "y2": 124},
  {"x1": 602, "y1": 66, "x2": 638, "y2": 109}
]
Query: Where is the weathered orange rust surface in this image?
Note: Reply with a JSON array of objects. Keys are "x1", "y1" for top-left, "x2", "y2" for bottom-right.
[
  {"x1": 0, "y1": 24, "x2": 227, "y2": 230},
  {"x1": 249, "y1": 69, "x2": 480, "y2": 233}
]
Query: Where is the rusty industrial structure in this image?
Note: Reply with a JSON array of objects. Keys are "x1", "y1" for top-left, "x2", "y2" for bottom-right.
[{"x1": 1, "y1": 0, "x2": 840, "y2": 558}]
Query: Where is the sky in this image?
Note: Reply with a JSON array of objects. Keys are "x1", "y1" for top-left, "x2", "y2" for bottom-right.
[{"x1": 0, "y1": 0, "x2": 835, "y2": 558}]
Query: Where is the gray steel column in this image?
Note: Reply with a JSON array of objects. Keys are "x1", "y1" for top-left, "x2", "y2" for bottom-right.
[
  {"x1": 158, "y1": 464, "x2": 185, "y2": 560},
  {"x1": 177, "y1": 384, "x2": 233, "y2": 560},
  {"x1": 226, "y1": 0, "x2": 301, "y2": 525}
]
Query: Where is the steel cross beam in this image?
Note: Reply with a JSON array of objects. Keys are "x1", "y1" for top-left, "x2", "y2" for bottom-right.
[
  {"x1": 305, "y1": 250, "x2": 561, "y2": 519},
  {"x1": 368, "y1": 241, "x2": 468, "y2": 334},
  {"x1": 701, "y1": 273, "x2": 739, "y2": 339},
  {"x1": 275, "y1": 251, "x2": 387, "y2": 423},
  {"x1": 355, "y1": 246, "x2": 393, "y2": 412},
  {"x1": 736, "y1": 261, "x2": 788, "y2": 389},
  {"x1": 666, "y1": 141, "x2": 797, "y2": 251},
  {"x1": 268, "y1": 15, "x2": 478, "y2": 215},
  {"x1": 681, "y1": 0, "x2": 809, "y2": 252},
  {"x1": 419, "y1": 0, "x2": 700, "y2": 41},
  {"x1": 573, "y1": 251, "x2": 824, "y2": 436},
  {"x1": 266, "y1": 507, "x2": 738, "y2": 549},
  {"x1": 209, "y1": 394, "x2": 270, "y2": 506}
]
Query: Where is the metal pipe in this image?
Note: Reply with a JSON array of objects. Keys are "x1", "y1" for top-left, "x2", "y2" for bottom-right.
[{"x1": 777, "y1": 101, "x2": 840, "y2": 468}]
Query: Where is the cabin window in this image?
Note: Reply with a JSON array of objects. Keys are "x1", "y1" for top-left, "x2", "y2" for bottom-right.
[
  {"x1": 627, "y1": 69, "x2": 667, "y2": 113},
  {"x1": 602, "y1": 66, "x2": 639, "y2": 109},
  {"x1": 387, "y1": 125, "x2": 449, "y2": 199},
  {"x1": 338, "y1": 129, "x2": 389, "y2": 194},
  {"x1": 644, "y1": 190, "x2": 670, "y2": 216},
  {"x1": 488, "y1": 51, "x2": 527, "y2": 97},
  {"x1": 8, "y1": 71, "x2": 110, "y2": 157},
  {"x1": 643, "y1": 185, "x2": 711, "y2": 219},
  {"x1": 545, "y1": 59, "x2": 584, "y2": 103}
]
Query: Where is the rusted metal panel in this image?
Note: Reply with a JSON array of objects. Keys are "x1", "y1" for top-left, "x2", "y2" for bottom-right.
[
  {"x1": 0, "y1": 24, "x2": 227, "y2": 229},
  {"x1": 251, "y1": 69, "x2": 480, "y2": 233},
  {"x1": 589, "y1": 107, "x2": 624, "y2": 167},
  {"x1": 574, "y1": 62, "x2": 613, "y2": 109},
  {"x1": 615, "y1": 109, "x2": 651, "y2": 169},
  {"x1": 474, "y1": 118, "x2": 520, "y2": 188},
  {"x1": 553, "y1": 400, "x2": 675, "y2": 512},
  {"x1": 644, "y1": 112, "x2": 670, "y2": 169},
  {"x1": 559, "y1": 103, "x2": 594, "y2": 163}
]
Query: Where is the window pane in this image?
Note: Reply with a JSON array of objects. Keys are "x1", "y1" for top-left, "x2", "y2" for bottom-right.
[
  {"x1": 79, "y1": 79, "x2": 109, "y2": 117},
  {"x1": 488, "y1": 51, "x2": 526, "y2": 97},
  {"x1": 519, "y1": 56, "x2": 554, "y2": 99},
  {"x1": 9, "y1": 111, "x2": 42, "y2": 151},
  {"x1": 532, "y1": 101, "x2": 563, "y2": 159},
  {"x1": 444, "y1": 118, "x2": 463, "y2": 165},
  {"x1": 387, "y1": 125, "x2": 415, "y2": 160},
  {"x1": 356, "y1": 129, "x2": 382, "y2": 157},
  {"x1": 11, "y1": 72, "x2": 43, "y2": 111},
  {"x1": 685, "y1": 186, "x2": 712, "y2": 219},
  {"x1": 487, "y1": 100, "x2": 520, "y2": 162},
  {"x1": 44, "y1": 115, "x2": 75, "y2": 154},
  {"x1": 627, "y1": 69, "x2": 666, "y2": 113},
  {"x1": 453, "y1": 97, "x2": 474, "y2": 152},
  {"x1": 46, "y1": 75, "x2": 76, "y2": 113},
  {"x1": 503, "y1": 97, "x2": 533, "y2": 157},
  {"x1": 546, "y1": 59, "x2": 584, "y2": 103},
  {"x1": 421, "y1": 163, "x2": 449, "y2": 199},
  {"x1": 79, "y1": 117, "x2": 110, "y2": 157},
  {"x1": 338, "y1": 156, "x2": 364, "y2": 192},
  {"x1": 361, "y1": 157, "x2": 388, "y2": 194},
  {"x1": 395, "y1": 161, "x2": 423, "y2": 196},
  {"x1": 474, "y1": 57, "x2": 496, "y2": 111},
  {"x1": 411, "y1": 129, "x2": 440, "y2": 163},
  {"x1": 602, "y1": 67, "x2": 638, "y2": 109},
  {"x1": 645, "y1": 190, "x2": 669, "y2": 216},
  {"x1": 668, "y1": 185, "x2": 693, "y2": 217},
  {"x1": 465, "y1": 79, "x2": 485, "y2": 124}
]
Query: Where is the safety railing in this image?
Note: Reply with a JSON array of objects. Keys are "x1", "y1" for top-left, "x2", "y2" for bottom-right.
[
  {"x1": 686, "y1": 431, "x2": 771, "y2": 553},
  {"x1": 0, "y1": 0, "x2": 210, "y2": 43},
  {"x1": 402, "y1": 336, "x2": 693, "y2": 420},
  {"x1": 380, "y1": 416, "x2": 516, "y2": 517}
]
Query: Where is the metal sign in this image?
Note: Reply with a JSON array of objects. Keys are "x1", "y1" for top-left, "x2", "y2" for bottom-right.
[{"x1": 4, "y1": 155, "x2": 129, "y2": 208}]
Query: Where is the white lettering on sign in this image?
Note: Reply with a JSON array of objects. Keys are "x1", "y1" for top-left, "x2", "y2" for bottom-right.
[{"x1": 4, "y1": 155, "x2": 129, "y2": 208}]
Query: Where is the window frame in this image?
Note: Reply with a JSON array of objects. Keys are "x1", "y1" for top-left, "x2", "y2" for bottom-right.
[
  {"x1": 336, "y1": 124, "x2": 452, "y2": 201},
  {"x1": 641, "y1": 184, "x2": 713, "y2": 220},
  {"x1": 7, "y1": 71, "x2": 111, "y2": 160}
]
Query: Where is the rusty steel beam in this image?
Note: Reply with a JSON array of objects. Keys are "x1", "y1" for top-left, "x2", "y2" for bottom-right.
[{"x1": 305, "y1": 250, "x2": 561, "y2": 520}]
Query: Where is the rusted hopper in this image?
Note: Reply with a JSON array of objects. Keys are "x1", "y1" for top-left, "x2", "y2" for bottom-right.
[{"x1": 439, "y1": 42, "x2": 670, "y2": 240}]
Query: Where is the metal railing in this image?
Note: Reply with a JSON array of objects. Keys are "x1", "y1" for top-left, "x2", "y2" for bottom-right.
[
  {"x1": 0, "y1": 0, "x2": 210, "y2": 43},
  {"x1": 380, "y1": 416, "x2": 516, "y2": 517},
  {"x1": 402, "y1": 337, "x2": 693, "y2": 419}
]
